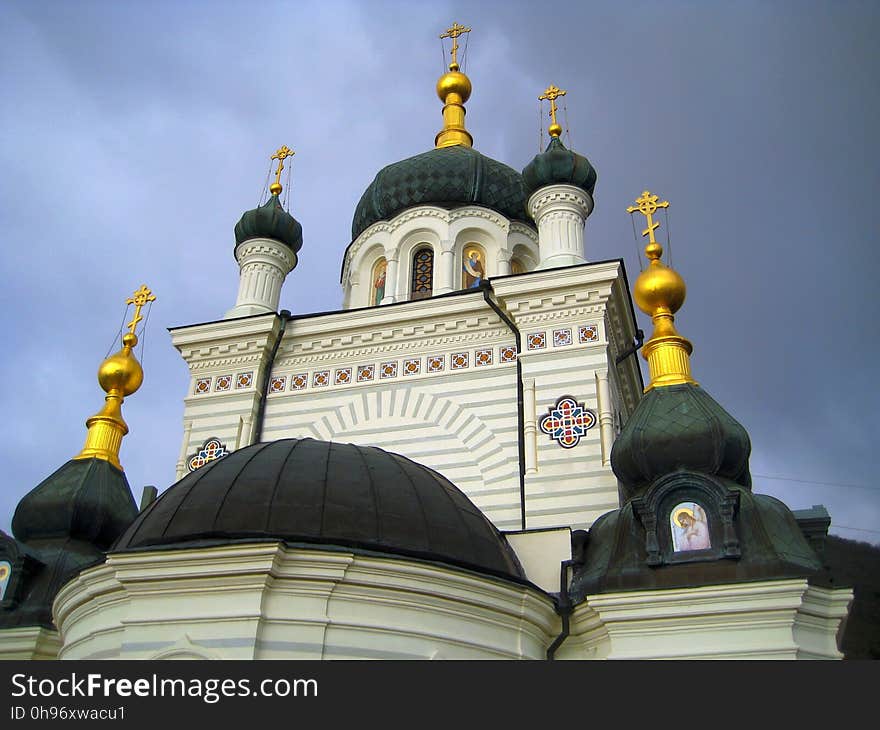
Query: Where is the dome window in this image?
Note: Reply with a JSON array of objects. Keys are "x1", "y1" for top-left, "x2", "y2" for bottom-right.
[{"x1": 411, "y1": 247, "x2": 434, "y2": 300}]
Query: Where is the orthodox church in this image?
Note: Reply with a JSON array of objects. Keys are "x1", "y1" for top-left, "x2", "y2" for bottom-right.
[{"x1": 0, "y1": 24, "x2": 852, "y2": 660}]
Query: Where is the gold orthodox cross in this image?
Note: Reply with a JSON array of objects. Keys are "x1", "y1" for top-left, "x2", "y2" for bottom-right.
[
  {"x1": 125, "y1": 284, "x2": 156, "y2": 335},
  {"x1": 440, "y1": 22, "x2": 471, "y2": 68},
  {"x1": 627, "y1": 190, "x2": 670, "y2": 246},
  {"x1": 271, "y1": 145, "x2": 295, "y2": 189},
  {"x1": 539, "y1": 84, "x2": 567, "y2": 136}
]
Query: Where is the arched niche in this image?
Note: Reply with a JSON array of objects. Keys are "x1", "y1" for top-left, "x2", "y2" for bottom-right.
[{"x1": 410, "y1": 246, "x2": 434, "y2": 300}]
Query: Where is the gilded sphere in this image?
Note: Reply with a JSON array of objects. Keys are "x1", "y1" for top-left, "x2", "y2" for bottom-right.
[
  {"x1": 436, "y1": 70, "x2": 472, "y2": 102},
  {"x1": 269, "y1": 182, "x2": 283, "y2": 196},
  {"x1": 548, "y1": 122, "x2": 562, "y2": 137},
  {"x1": 98, "y1": 347, "x2": 144, "y2": 396},
  {"x1": 633, "y1": 261, "x2": 687, "y2": 316}
]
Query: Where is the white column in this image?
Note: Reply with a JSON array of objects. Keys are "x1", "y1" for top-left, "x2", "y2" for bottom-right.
[
  {"x1": 381, "y1": 254, "x2": 399, "y2": 304},
  {"x1": 436, "y1": 240, "x2": 455, "y2": 294},
  {"x1": 176, "y1": 420, "x2": 193, "y2": 480},
  {"x1": 595, "y1": 369, "x2": 615, "y2": 466},
  {"x1": 527, "y1": 184, "x2": 593, "y2": 270},
  {"x1": 523, "y1": 378, "x2": 538, "y2": 474},
  {"x1": 225, "y1": 238, "x2": 298, "y2": 319},
  {"x1": 497, "y1": 249, "x2": 512, "y2": 277},
  {"x1": 347, "y1": 270, "x2": 361, "y2": 309}
]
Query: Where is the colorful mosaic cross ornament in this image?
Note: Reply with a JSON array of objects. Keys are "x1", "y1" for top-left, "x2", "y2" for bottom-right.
[
  {"x1": 539, "y1": 396, "x2": 596, "y2": 449},
  {"x1": 187, "y1": 437, "x2": 229, "y2": 472}
]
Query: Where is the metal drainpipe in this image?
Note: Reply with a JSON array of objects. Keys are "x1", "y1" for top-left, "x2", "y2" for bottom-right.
[
  {"x1": 480, "y1": 282, "x2": 527, "y2": 531},
  {"x1": 546, "y1": 559, "x2": 575, "y2": 660},
  {"x1": 252, "y1": 310, "x2": 291, "y2": 445}
]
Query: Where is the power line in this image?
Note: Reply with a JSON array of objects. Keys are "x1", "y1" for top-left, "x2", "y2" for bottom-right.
[
  {"x1": 832, "y1": 525, "x2": 880, "y2": 536},
  {"x1": 753, "y1": 474, "x2": 878, "y2": 492}
]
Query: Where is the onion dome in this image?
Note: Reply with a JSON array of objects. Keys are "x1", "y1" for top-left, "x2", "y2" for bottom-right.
[
  {"x1": 522, "y1": 136, "x2": 597, "y2": 200},
  {"x1": 351, "y1": 146, "x2": 530, "y2": 240},
  {"x1": 12, "y1": 458, "x2": 137, "y2": 549},
  {"x1": 611, "y1": 383, "x2": 752, "y2": 502},
  {"x1": 114, "y1": 438, "x2": 526, "y2": 582},
  {"x1": 234, "y1": 193, "x2": 303, "y2": 253}
]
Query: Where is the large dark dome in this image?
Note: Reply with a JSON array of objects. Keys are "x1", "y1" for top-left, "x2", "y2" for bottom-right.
[
  {"x1": 114, "y1": 438, "x2": 525, "y2": 581},
  {"x1": 351, "y1": 145, "x2": 531, "y2": 240}
]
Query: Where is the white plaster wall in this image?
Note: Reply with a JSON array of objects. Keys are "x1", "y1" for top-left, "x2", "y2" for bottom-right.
[
  {"x1": 558, "y1": 579, "x2": 852, "y2": 660},
  {"x1": 170, "y1": 263, "x2": 641, "y2": 533},
  {"x1": 54, "y1": 544, "x2": 558, "y2": 660}
]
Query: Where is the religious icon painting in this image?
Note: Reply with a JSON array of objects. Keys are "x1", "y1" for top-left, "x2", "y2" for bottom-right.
[
  {"x1": 0, "y1": 560, "x2": 10, "y2": 601},
  {"x1": 671, "y1": 502, "x2": 711, "y2": 552},
  {"x1": 462, "y1": 244, "x2": 485, "y2": 289},
  {"x1": 371, "y1": 257, "x2": 387, "y2": 306}
]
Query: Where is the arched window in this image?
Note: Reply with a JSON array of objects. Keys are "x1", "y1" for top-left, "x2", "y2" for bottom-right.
[
  {"x1": 461, "y1": 244, "x2": 486, "y2": 289},
  {"x1": 510, "y1": 258, "x2": 526, "y2": 275},
  {"x1": 371, "y1": 257, "x2": 387, "y2": 306},
  {"x1": 411, "y1": 247, "x2": 434, "y2": 300}
]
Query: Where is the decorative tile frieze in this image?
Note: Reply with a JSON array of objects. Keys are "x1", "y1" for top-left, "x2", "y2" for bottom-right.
[
  {"x1": 526, "y1": 332, "x2": 546, "y2": 350},
  {"x1": 290, "y1": 373, "x2": 308, "y2": 390},
  {"x1": 539, "y1": 396, "x2": 596, "y2": 449},
  {"x1": 313, "y1": 370, "x2": 330, "y2": 387},
  {"x1": 187, "y1": 437, "x2": 229, "y2": 472},
  {"x1": 553, "y1": 328, "x2": 573, "y2": 347},
  {"x1": 403, "y1": 358, "x2": 421, "y2": 376},
  {"x1": 215, "y1": 374, "x2": 233, "y2": 392},
  {"x1": 578, "y1": 324, "x2": 599, "y2": 343},
  {"x1": 357, "y1": 365, "x2": 375, "y2": 382},
  {"x1": 380, "y1": 361, "x2": 398, "y2": 379},
  {"x1": 236, "y1": 372, "x2": 253, "y2": 389},
  {"x1": 269, "y1": 376, "x2": 286, "y2": 393},
  {"x1": 475, "y1": 348, "x2": 493, "y2": 367},
  {"x1": 500, "y1": 346, "x2": 517, "y2": 363},
  {"x1": 451, "y1": 352, "x2": 469, "y2": 370},
  {"x1": 194, "y1": 378, "x2": 212, "y2": 395},
  {"x1": 335, "y1": 368, "x2": 352, "y2": 385},
  {"x1": 427, "y1": 355, "x2": 445, "y2": 373}
]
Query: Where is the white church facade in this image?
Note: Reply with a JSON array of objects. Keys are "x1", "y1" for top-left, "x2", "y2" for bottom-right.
[{"x1": 0, "y1": 24, "x2": 851, "y2": 660}]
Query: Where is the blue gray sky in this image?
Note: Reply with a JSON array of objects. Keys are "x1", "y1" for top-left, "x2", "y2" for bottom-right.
[{"x1": 1, "y1": 1, "x2": 877, "y2": 543}]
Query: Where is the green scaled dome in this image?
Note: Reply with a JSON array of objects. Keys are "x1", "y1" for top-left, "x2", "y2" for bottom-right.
[
  {"x1": 234, "y1": 194, "x2": 303, "y2": 252},
  {"x1": 610, "y1": 383, "x2": 752, "y2": 502},
  {"x1": 351, "y1": 145, "x2": 531, "y2": 240},
  {"x1": 522, "y1": 136, "x2": 597, "y2": 200}
]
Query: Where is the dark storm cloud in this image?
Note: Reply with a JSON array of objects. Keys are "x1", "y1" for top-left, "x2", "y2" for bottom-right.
[{"x1": 0, "y1": 0, "x2": 877, "y2": 543}]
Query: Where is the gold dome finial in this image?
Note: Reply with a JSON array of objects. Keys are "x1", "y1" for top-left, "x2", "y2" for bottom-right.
[
  {"x1": 435, "y1": 22, "x2": 473, "y2": 148},
  {"x1": 626, "y1": 192, "x2": 697, "y2": 391},
  {"x1": 269, "y1": 145, "x2": 294, "y2": 196},
  {"x1": 74, "y1": 285, "x2": 155, "y2": 470},
  {"x1": 539, "y1": 84, "x2": 567, "y2": 138}
]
